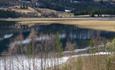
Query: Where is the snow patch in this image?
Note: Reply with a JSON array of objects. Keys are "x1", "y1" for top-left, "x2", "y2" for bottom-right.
[{"x1": 4, "y1": 34, "x2": 13, "y2": 39}]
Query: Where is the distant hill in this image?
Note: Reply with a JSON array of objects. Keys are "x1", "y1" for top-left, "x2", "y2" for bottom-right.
[
  {"x1": 0, "y1": 0, "x2": 115, "y2": 4},
  {"x1": 0, "y1": 0, "x2": 19, "y2": 6},
  {"x1": 1, "y1": 0, "x2": 115, "y2": 16},
  {"x1": 0, "y1": 0, "x2": 16, "y2": 3}
]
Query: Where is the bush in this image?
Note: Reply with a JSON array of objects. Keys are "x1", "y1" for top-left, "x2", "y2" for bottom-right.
[{"x1": 0, "y1": 10, "x2": 20, "y2": 18}]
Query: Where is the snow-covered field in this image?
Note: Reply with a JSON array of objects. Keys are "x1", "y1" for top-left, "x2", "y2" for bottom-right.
[
  {"x1": 0, "y1": 56, "x2": 69, "y2": 70},
  {"x1": 0, "y1": 52, "x2": 112, "y2": 70}
]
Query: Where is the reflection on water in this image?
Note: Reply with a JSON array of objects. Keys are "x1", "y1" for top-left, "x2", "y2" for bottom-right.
[{"x1": 0, "y1": 21, "x2": 115, "y2": 54}]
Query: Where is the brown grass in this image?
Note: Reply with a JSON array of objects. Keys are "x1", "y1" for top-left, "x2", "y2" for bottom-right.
[
  {"x1": 2, "y1": 18, "x2": 115, "y2": 32},
  {"x1": 55, "y1": 55, "x2": 115, "y2": 70},
  {"x1": 16, "y1": 18, "x2": 115, "y2": 32}
]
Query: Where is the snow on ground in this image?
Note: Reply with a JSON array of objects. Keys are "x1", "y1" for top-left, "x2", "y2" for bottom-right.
[
  {"x1": 0, "y1": 56, "x2": 69, "y2": 70},
  {"x1": 0, "y1": 34, "x2": 13, "y2": 41},
  {"x1": 71, "y1": 52, "x2": 112, "y2": 58},
  {"x1": 4, "y1": 34, "x2": 13, "y2": 39},
  {"x1": 9, "y1": 34, "x2": 66, "y2": 45},
  {"x1": 0, "y1": 52, "x2": 112, "y2": 70}
]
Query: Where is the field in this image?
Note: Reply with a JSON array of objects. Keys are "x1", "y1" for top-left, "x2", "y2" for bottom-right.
[
  {"x1": 53, "y1": 55, "x2": 115, "y2": 70},
  {"x1": 1, "y1": 18, "x2": 115, "y2": 32}
]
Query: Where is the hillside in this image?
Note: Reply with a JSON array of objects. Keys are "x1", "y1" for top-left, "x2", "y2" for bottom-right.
[
  {"x1": 51, "y1": 55, "x2": 115, "y2": 70},
  {"x1": 35, "y1": 0, "x2": 115, "y2": 16},
  {"x1": 0, "y1": 0, "x2": 17, "y2": 4},
  {"x1": 1, "y1": 0, "x2": 115, "y2": 16}
]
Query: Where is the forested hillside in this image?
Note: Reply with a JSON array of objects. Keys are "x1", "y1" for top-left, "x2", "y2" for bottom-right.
[{"x1": 1, "y1": 0, "x2": 115, "y2": 16}]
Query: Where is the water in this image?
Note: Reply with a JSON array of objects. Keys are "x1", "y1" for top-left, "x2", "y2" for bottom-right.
[{"x1": 0, "y1": 21, "x2": 115, "y2": 54}]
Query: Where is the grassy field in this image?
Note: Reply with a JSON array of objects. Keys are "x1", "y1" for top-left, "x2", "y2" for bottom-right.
[
  {"x1": 19, "y1": 19, "x2": 115, "y2": 32},
  {"x1": 1, "y1": 18, "x2": 115, "y2": 32},
  {"x1": 53, "y1": 55, "x2": 115, "y2": 70}
]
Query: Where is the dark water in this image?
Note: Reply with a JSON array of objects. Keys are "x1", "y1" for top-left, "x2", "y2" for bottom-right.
[{"x1": 0, "y1": 21, "x2": 115, "y2": 54}]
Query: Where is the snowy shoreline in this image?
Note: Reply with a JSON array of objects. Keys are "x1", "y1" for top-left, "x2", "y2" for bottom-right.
[{"x1": 0, "y1": 52, "x2": 112, "y2": 70}]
